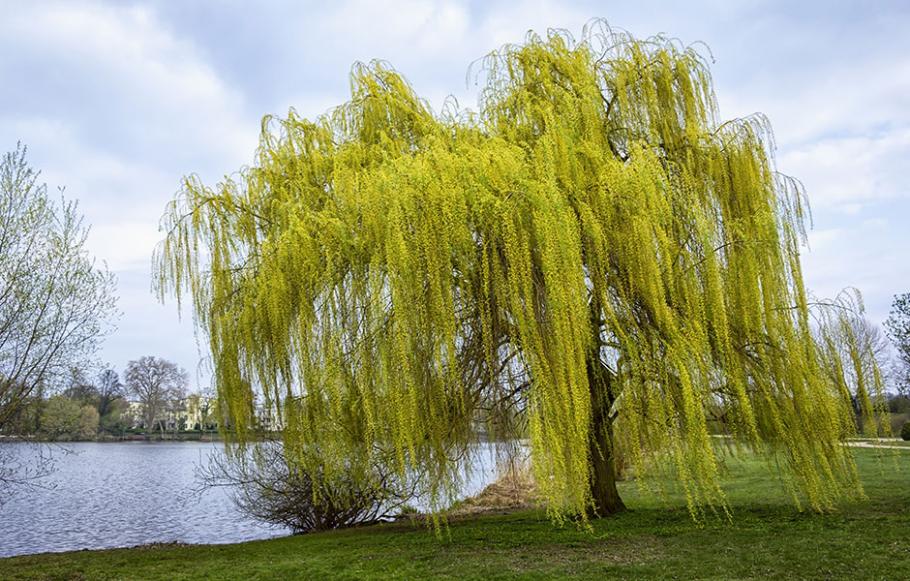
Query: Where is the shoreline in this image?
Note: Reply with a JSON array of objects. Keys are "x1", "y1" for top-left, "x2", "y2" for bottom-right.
[{"x1": 0, "y1": 433, "x2": 230, "y2": 444}]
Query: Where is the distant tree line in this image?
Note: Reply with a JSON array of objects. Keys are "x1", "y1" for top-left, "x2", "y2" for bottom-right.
[{"x1": 2, "y1": 356, "x2": 217, "y2": 441}]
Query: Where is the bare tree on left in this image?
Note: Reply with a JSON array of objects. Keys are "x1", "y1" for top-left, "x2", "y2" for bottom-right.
[{"x1": 0, "y1": 144, "x2": 118, "y2": 499}]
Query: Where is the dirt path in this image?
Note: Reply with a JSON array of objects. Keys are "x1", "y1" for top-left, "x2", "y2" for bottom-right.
[{"x1": 846, "y1": 440, "x2": 910, "y2": 450}]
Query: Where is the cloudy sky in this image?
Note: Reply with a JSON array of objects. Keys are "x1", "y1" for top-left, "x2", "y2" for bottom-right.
[{"x1": 2, "y1": 0, "x2": 908, "y2": 389}]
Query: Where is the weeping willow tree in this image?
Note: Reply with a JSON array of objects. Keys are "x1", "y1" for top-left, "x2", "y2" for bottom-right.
[{"x1": 156, "y1": 22, "x2": 887, "y2": 521}]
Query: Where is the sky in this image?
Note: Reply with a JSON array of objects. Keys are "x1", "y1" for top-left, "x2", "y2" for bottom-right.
[{"x1": 2, "y1": 0, "x2": 908, "y2": 390}]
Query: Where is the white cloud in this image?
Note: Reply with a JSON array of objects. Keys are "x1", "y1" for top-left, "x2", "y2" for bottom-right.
[
  {"x1": 275, "y1": 0, "x2": 590, "y2": 113},
  {"x1": 327, "y1": 0, "x2": 471, "y2": 59},
  {"x1": 88, "y1": 221, "x2": 163, "y2": 272},
  {"x1": 806, "y1": 228, "x2": 843, "y2": 252},
  {"x1": 476, "y1": 0, "x2": 590, "y2": 49},
  {"x1": 781, "y1": 129, "x2": 910, "y2": 214},
  {"x1": 0, "y1": 1, "x2": 263, "y2": 383},
  {"x1": 1, "y1": 1, "x2": 257, "y2": 170}
]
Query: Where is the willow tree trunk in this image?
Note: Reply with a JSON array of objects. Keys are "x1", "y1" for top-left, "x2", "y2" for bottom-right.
[{"x1": 587, "y1": 356, "x2": 626, "y2": 516}]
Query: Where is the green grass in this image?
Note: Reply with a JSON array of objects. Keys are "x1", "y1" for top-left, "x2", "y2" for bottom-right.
[{"x1": 2, "y1": 448, "x2": 908, "y2": 580}]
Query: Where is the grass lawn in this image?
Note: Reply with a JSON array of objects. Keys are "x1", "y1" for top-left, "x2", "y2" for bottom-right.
[{"x1": 1, "y1": 448, "x2": 908, "y2": 580}]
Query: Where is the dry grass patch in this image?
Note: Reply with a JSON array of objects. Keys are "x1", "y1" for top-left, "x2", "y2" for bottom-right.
[{"x1": 450, "y1": 463, "x2": 539, "y2": 517}]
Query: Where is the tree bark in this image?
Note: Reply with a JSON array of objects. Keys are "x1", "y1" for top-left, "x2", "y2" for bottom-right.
[{"x1": 587, "y1": 356, "x2": 626, "y2": 517}]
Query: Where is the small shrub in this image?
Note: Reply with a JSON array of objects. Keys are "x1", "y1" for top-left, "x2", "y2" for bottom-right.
[
  {"x1": 901, "y1": 421, "x2": 910, "y2": 441},
  {"x1": 199, "y1": 441, "x2": 420, "y2": 533}
]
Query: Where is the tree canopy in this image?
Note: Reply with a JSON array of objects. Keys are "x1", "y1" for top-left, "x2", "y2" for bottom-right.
[{"x1": 157, "y1": 23, "x2": 886, "y2": 521}]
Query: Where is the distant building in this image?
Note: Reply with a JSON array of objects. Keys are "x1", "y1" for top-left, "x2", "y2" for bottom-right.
[
  {"x1": 125, "y1": 392, "x2": 279, "y2": 432},
  {"x1": 124, "y1": 395, "x2": 216, "y2": 432}
]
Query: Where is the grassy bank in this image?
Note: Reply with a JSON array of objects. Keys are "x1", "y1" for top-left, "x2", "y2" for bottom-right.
[{"x1": 2, "y1": 448, "x2": 908, "y2": 580}]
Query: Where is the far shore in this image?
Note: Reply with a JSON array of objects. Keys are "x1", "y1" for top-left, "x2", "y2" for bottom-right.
[{"x1": 0, "y1": 432, "x2": 230, "y2": 443}]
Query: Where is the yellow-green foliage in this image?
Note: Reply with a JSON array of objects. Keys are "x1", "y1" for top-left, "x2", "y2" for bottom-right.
[{"x1": 156, "y1": 23, "x2": 886, "y2": 520}]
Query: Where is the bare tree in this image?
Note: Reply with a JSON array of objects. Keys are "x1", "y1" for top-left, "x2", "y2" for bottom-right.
[
  {"x1": 885, "y1": 293, "x2": 910, "y2": 396},
  {"x1": 61, "y1": 368, "x2": 99, "y2": 408},
  {"x1": 843, "y1": 316, "x2": 891, "y2": 384},
  {"x1": 165, "y1": 383, "x2": 188, "y2": 434},
  {"x1": 185, "y1": 388, "x2": 216, "y2": 431},
  {"x1": 124, "y1": 356, "x2": 187, "y2": 435},
  {"x1": 95, "y1": 368, "x2": 123, "y2": 418},
  {"x1": 0, "y1": 143, "x2": 117, "y2": 429},
  {"x1": 814, "y1": 297, "x2": 892, "y2": 436}
]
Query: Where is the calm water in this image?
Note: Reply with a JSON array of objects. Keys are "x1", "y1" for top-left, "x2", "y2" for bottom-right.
[{"x1": 0, "y1": 441, "x2": 502, "y2": 558}]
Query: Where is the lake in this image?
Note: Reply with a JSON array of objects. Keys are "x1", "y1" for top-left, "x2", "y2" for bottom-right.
[{"x1": 0, "y1": 441, "x2": 503, "y2": 558}]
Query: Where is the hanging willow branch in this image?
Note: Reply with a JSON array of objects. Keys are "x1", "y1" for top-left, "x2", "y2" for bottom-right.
[{"x1": 155, "y1": 22, "x2": 886, "y2": 521}]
